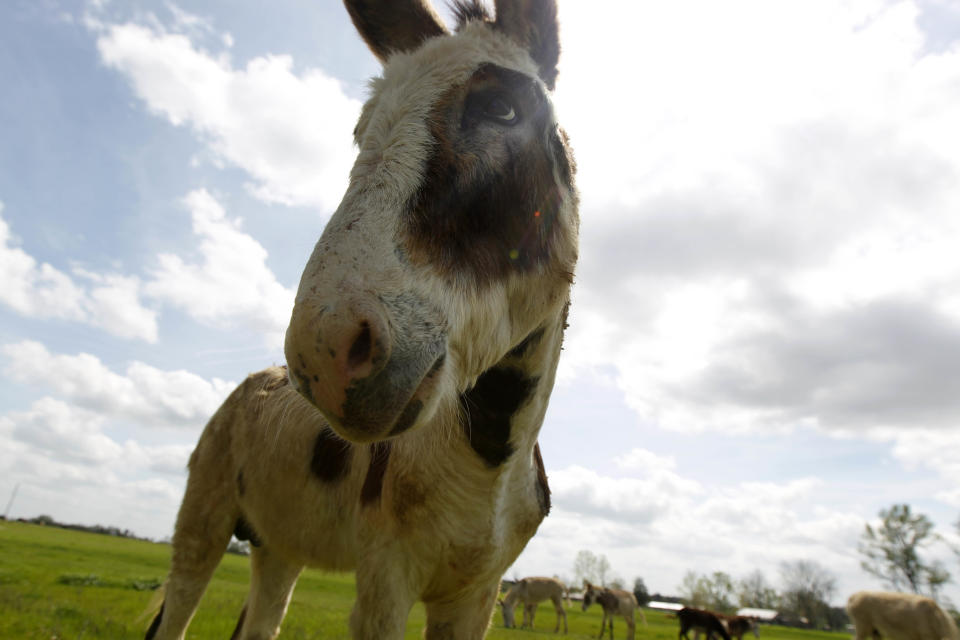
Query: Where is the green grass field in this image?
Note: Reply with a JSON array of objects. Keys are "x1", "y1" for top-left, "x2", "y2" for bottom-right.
[{"x1": 0, "y1": 521, "x2": 848, "y2": 639}]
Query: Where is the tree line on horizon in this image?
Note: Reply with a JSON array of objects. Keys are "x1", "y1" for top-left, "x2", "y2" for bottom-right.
[{"x1": 560, "y1": 503, "x2": 960, "y2": 631}]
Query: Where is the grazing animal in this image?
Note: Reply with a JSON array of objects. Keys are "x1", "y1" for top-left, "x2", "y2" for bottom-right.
[
  {"x1": 722, "y1": 615, "x2": 759, "y2": 640},
  {"x1": 692, "y1": 614, "x2": 758, "y2": 640},
  {"x1": 847, "y1": 590, "x2": 960, "y2": 640},
  {"x1": 499, "y1": 576, "x2": 568, "y2": 632},
  {"x1": 678, "y1": 607, "x2": 732, "y2": 640},
  {"x1": 582, "y1": 581, "x2": 646, "y2": 640},
  {"x1": 144, "y1": 0, "x2": 578, "y2": 639}
]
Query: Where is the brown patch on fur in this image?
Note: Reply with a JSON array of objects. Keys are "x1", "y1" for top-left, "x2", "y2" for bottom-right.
[
  {"x1": 533, "y1": 442, "x2": 551, "y2": 516},
  {"x1": 360, "y1": 442, "x2": 392, "y2": 506},
  {"x1": 236, "y1": 470, "x2": 245, "y2": 497},
  {"x1": 392, "y1": 476, "x2": 428, "y2": 525},
  {"x1": 344, "y1": 0, "x2": 448, "y2": 63},
  {"x1": 404, "y1": 63, "x2": 574, "y2": 288},
  {"x1": 310, "y1": 429, "x2": 352, "y2": 483}
]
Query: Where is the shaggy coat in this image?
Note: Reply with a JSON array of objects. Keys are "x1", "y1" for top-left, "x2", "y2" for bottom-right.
[
  {"x1": 847, "y1": 590, "x2": 960, "y2": 640},
  {"x1": 145, "y1": 1, "x2": 578, "y2": 639},
  {"x1": 582, "y1": 582, "x2": 645, "y2": 640}
]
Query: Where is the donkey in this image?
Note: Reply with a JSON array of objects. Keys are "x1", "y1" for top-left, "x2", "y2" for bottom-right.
[
  {"x1": 677, "y1": 607, "x2": 732, "y2": 640},
  {"x1": 499, "y1": 576, "x2": 568, "y2": 632},
  {"x1": 144, "y1": 0, "x2": 578, "y2": 639},
  {"x1": 847, "y1": 590, "x2": 960, "y2": 640},
  {"x1": 582, "y1": 581, "x2": 646, "y2": 640}
]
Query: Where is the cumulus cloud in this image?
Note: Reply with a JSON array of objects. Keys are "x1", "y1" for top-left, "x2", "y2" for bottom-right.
[
  {"x1": 143, "y1": 189, "x2": 295, "y2": 346},
  {"x1": 0, "y1": 401, "x2": 190, "y2": 539},
  {"x1": 94, "y1": 19, "x2": 360, "y2": 210},
  {"x1": 1, "y1": 340, "x2": 234, "y2": 429},
  {"x1": 0, "y1": 203, "x2": 159, "y2": 342},
  {"x1": 517, "y1": 455, "x2": 863, "y2": 596},
  {"x1": 552, "y1": 0, "x2": 960, "y2": 440}
]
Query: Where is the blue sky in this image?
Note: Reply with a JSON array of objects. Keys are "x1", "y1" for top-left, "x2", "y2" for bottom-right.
[{"x1": 3, "y1": 0, "x2": 960, "y2": 608}]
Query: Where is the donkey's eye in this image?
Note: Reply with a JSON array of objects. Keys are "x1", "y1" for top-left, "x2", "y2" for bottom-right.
[{"x1": 483, "y1": 95, "x2": 517, "y2": 124}]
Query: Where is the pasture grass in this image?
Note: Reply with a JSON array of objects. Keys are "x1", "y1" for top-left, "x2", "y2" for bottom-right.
[{"x1": 0, "y1": 520, "x2": 847, "y2": 639}]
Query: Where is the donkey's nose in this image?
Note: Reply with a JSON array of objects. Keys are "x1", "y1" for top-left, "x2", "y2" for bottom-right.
[{"x1": 285, "y1": 296, "x2": 391, "y2": 421}]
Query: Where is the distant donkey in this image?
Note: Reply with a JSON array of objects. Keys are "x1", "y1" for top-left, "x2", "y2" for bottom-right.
[
  {"x1": 582, "y1": 581, "x2": 646, "y2": 640},
  {"x1": 144, "y1": 0, "x2": 579, "y2": 639},
  {"x1": 499, "y1": 576, "x2": 568, "y2": 632}
]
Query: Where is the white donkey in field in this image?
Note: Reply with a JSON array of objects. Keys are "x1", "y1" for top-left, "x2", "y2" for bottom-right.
[
  {"x1": 499, "y1": 577, "x2": 568, "y2": 632},
  {"x1": 847, "y1": 590, "x2": 960, "y2": 640},
  {"x1": 145, "y1": 0, "x2": 578, "y2": 639}
]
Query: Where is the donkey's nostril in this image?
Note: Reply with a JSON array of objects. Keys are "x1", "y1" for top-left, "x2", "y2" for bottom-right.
[{"x1": 347, "y1": 322, "x2": 372, "y2": 373}]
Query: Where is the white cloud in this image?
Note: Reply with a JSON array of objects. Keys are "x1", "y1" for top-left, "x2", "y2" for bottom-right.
[
  {"x1": 0, "y1": 400, "x2": 190, "y2": 539},
  {"x1": 1, "y1": 339, "x2": 234, "y2": 429},
  {"x1": 95, "y1": 20, "x2": 360, "y2": 209},
  {"x1": 550, "y1": 0, "x2": 960, "y2": 441},
  {"x1": 144, "y1": 189, "x2": 294, "y2": 346},
  {"x1": 0, "y1": 203, "x2": 159, "y2": 342},
  {"x1": 510, "y1": 455, "x2": 867, "y2": 597}
]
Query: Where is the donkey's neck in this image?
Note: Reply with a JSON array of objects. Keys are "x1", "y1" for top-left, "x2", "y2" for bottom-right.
[{"x1": 458, "y1": 301, "x2": 568, "y2": 472}]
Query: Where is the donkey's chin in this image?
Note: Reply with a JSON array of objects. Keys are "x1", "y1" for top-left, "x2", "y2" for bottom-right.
[{"x1": 316, "y1": 351, "x2": 445, "y2": 443}]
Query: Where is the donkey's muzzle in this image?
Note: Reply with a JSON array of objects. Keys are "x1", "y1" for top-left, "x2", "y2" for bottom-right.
[{"x1": 284, "y1": 293, "x2": 446, "y2": 442}]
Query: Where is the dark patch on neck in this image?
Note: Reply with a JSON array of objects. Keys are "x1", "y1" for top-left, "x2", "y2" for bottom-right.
[
  {"x1": 310, "y1": 429, "x2": 351, "y2": 483},
  {"x1": 509, "y1": 327, "x2": 545, "y2": 359},
  {"x1": 460, "y1": 366, "x2": 538, "y2": 467},
  {"x1": 360, "y1": 442, "x2": 392, "y2": 506},
  {"x1": 234, "y1": 516, "x2": 261, "y2": 547},
  {"x1": 533, "y1": 442, "x2": 551, "y2": 516},
  {"x1": 145, "y1": 602, "x2": 164, "y2": 640},
  {"x1": 229, "y1": 605, "x2": 247, "y2": 640}
]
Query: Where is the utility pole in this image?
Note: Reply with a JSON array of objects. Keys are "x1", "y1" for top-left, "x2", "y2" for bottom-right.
[{"x1": 3, "y1": 483, "x2": 19, "y2": 519}]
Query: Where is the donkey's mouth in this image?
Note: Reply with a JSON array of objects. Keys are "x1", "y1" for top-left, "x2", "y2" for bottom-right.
[{"x1": 325, "y1": 345, "x2": 446, "y2": 443}]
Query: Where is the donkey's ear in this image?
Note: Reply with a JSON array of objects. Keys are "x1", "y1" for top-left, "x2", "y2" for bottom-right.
[
  {"x1": 344, "y1": 0, "x2": 449, "y2": 63},
  {"x1": 493, "y1": 0, "x2": 560, "y2": 90}
]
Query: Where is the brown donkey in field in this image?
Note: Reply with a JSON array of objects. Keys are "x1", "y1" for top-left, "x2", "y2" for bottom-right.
[
  {"x1": 145, "y1": 0, "x2": 578, "y2": 639},
  {"x1": 582, "y1": 582, "x2": 646, "y2": 640}
]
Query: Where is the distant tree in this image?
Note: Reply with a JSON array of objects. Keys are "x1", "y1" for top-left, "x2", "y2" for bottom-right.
[
  {"x1": 597, "y1": 555, "x2": 611, "y2": 586},
  {"x1": 678, "y1": 570, "x2": 735, "y2": 613},
  {"x1": 779, "y1": 559, "x2": 836, "y2": 629},
  {"x1": 737, "y1": 569, "x2": 779, "y2": 609},
  {"x1": 573, "y1": 550, "x2": 600, "y2": 585},
  {"x1": 633, "y1": 577, "x2": 651, "y2": 607},
  {"x1": 824, "y1": 605, "x2": 850, "y2": 631},
  {"x1": 858, "y1": 503, "x2": 950, "y2": 598}
]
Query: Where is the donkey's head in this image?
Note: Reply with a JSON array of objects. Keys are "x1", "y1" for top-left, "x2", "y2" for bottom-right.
[{"x1": 285, "y1": 0, "x2": 578, "y2": 443}]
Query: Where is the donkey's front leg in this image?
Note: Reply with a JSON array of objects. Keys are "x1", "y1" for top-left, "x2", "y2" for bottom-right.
[
  {"x1": 423, "y1": 582, "x2": 500, "y2": 640},
  {"x1": 350, "y1": 555, "x2": 419, "y2": 640}
]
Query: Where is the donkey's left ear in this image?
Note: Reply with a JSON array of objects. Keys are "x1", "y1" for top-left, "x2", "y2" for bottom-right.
[{"x1": 493, "y1": 0, "x2": 560, "y2": 90}]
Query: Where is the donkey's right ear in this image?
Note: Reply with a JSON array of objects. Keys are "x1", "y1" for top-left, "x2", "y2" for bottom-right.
[{"x1": 344, "y1": 0, "x2": 449, "y2": 63}]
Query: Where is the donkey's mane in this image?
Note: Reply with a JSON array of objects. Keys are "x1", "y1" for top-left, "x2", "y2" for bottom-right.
[{"x1": 450, "y1": 0, "x2": 492, "y2": 29}]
